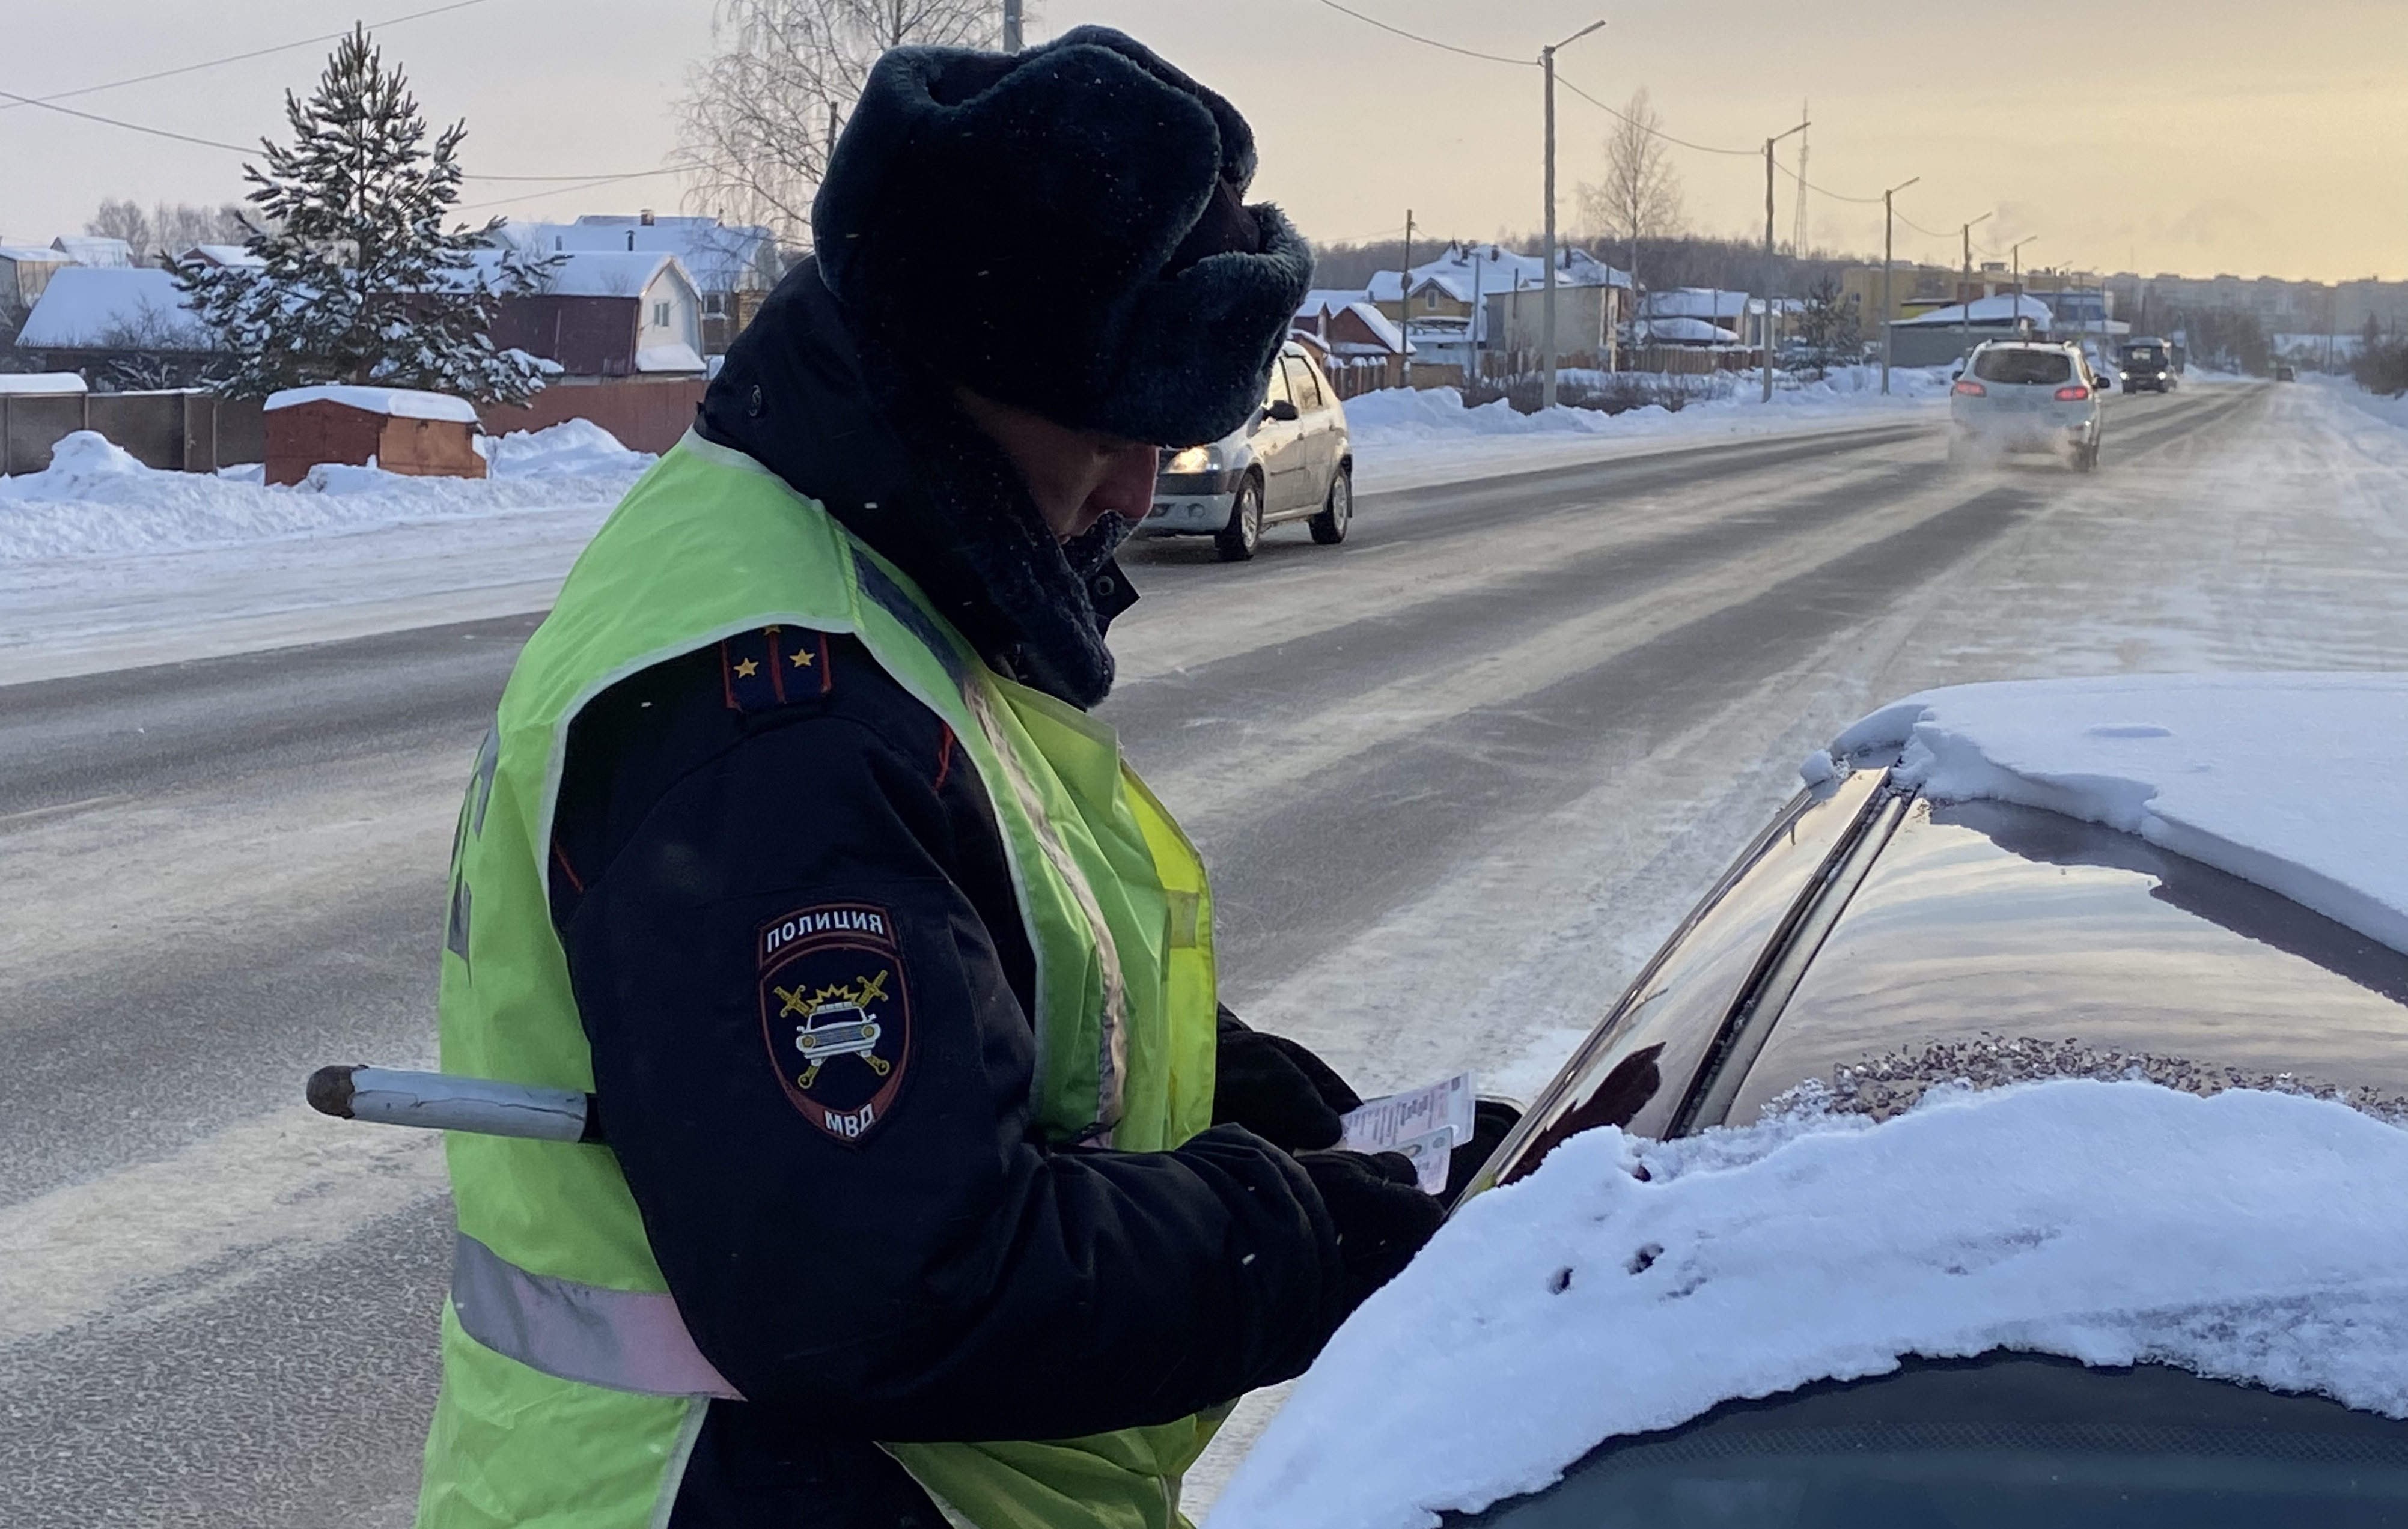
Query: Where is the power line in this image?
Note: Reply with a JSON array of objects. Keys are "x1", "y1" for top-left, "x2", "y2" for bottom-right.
[
  {"x1": 1553, "y1": 75, "x2": 1756, "y2": 157},
  {"x1": 1772, "y1": 154, "x2": 1886, "y2": 207},
  {"x1": 453, "y1": 169, "x2": 683, "y2": 213},
  {"x1": 1305, "y1": 0, "x2": 1534, "y2": 68},
  {"x1": 0, "y1": 88, "x2": 252, "y2": 153},
  {"x1": 0, "y1": 0, "x2": 489, "y2": 114}
]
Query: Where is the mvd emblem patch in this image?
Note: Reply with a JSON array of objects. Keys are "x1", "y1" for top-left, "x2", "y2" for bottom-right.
[{"x1": 757, "y1": 902, "x2": 910, "y2": 1144}]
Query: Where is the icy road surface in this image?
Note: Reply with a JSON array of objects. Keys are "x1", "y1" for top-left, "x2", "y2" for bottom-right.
[{"x1": 5, "y1": 381, "x2": 2407, "y2": 1524}]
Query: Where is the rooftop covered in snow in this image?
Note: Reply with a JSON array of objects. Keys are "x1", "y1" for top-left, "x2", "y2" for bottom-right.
[
  {"x1": 492, "y1": 215, "x2": 781, "y2": 293},
  {"x1": 14, "y1": 267, "x2": 213, "y2": 351},
  {"x1": 1897, "y1": 293, "x2": 2055, "y2": 327}
]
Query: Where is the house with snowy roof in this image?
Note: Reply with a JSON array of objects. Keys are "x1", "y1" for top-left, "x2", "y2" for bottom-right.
[
  {"x1": 1370, "y1": 243, "x2": 1631, "y2": 378},
  {"x1": 1885, "y1": 293, "x2": 2059, "y2": 368},
  {"x1": 1294, "y1": 292, "x2": 1414, "y2": 392},
  {"x1": 1, "y1": 245, "x2": 71, "y2": 324},
  {"x1": 50, "y1": 235, "x2": 135, "y2": 268},
  {"x1": 493, "y1": 213, "x2": 782, "y2": 353},
  {"x1": 13, "y1": 266, "x2": 218, "y2": 386},
  {"x1": 478, "y1": 248, "x2": 707, "y2": 380}
]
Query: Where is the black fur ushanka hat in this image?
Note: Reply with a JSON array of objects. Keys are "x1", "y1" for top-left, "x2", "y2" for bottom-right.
[{"x1": 812, "y1": 26, "x2": 1313, "y2": 448}]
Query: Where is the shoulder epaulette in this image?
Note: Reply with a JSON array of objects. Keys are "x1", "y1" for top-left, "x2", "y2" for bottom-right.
[{"x1": 721, "y1": 626, "x2": 834, "y2": 714}]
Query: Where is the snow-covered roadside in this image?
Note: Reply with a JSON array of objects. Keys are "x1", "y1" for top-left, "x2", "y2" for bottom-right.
[
  {"x1": 0, "y1": 422, "x2": 648, "y2": 685},
  {"x1": 0, "y1": 377, "x2": 1947, "y2": 685},
  {"x1": 1347, "y1": 364, "x2": 1951, "y2": 493}
]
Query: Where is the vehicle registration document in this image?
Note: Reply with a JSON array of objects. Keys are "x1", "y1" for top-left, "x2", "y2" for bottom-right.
[{"x1": 1338, "y1": 1072, "x2": 1477, "y2": 1193}]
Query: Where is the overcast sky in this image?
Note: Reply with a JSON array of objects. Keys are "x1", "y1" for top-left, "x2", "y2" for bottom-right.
[{"x1": 8, "y1": 0, "x2": 2404, "y2": 283}]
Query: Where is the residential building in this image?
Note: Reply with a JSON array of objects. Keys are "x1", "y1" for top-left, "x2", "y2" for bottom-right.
[
  {"x1": 50, "y1": 235, "x2": 135, "y2": 268},
  {"x1": 494, "y1": 213, "x2": 782, "y2": 353},
  {"x1": 1, "y1": 245, "x2": 70, "y2": 327},
  {"x1": 1375, "y1": 243, "x2": 1629, "y2": 374},
  {"x1": 1294, "y1": 294, "x2": 1413, "y2": 392},
  {"x1": 481, "y1": 250, "x2": 707, "y2": 380},
  {"x1": 13, "y1": 267, "x2": 217, "y2": 385}
]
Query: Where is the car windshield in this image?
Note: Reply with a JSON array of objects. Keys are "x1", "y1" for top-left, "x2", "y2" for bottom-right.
[
  {"x1": 1971, "y1": 348, "x2": 2074, "y2": 385},
  {"x1": 1462, "y1": 1354, "x2": 2408, "y2": 1528},
  {"x1": 2124, "y1": 345, "x2": 2168, "y2": 365}
]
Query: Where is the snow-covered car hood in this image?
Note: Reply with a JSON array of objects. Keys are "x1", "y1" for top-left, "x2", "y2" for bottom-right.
[
  {"x1": 1212, "y1": 673, "x2": 2408, "y2": 1529},
  {"x1": 1209, "y1": 1081, "x2": 2408, "y2": 1529}
]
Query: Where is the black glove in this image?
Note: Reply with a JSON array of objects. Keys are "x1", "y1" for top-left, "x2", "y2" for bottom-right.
[
  {"x1": 1213, "y1": 1006, "x2": 1362, "y2": 1152},
  {"x1": 1297, "y1": 1148, "x2": 1446, "y2": 1309},
  {"x1": 1442, "y1": 1098, "x2": 1524, "y2": 1202}
]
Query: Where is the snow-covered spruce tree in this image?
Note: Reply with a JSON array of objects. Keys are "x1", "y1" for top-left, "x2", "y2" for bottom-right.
[{"x1": 177, "y1": 26, "x2": 550, "y2": 403}]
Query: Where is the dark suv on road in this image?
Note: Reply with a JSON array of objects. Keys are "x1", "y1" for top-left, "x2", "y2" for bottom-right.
[{"x1": 2117, "y1": 338, "x2": 2178, "y2": 393}]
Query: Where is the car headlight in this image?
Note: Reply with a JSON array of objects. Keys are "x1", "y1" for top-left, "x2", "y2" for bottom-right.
[{"x1": 1164, "y1": 445, "x2": 1219, "y2": 474}]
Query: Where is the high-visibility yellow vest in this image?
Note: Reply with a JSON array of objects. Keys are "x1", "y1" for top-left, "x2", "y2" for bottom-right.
[{"x1": 416, "y1": 432, "x2": 1224, "y2": 1529}]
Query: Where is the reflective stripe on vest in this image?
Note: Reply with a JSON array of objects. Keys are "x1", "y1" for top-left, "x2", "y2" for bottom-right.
[{"x1": 450, "y1": 1232, "x2": 742, "y2": 1400}]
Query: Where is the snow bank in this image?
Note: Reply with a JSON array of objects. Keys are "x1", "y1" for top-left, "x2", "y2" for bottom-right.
[
  {"x1": 263, "y1": 385, "x2": 481, "y2": 423},
  {"x1": 1211, "y1": 1080, "x2": 2408, "y2": 1529},
  {"x1": 1340, "y1": 368, "x2": 1952, "y2": 492},
  {"x1": 484, "y1": 418, "x2": 655, "y2": 479},
  {"x1": 0, "y1": 425, "x2": 645, "y2": 561},
  {"x1": 1830, "y1": 673, "x2": 2408, "y2": 959},
  {"x1": 0, "y1": 372, "x2": 88, "y2": 397}
]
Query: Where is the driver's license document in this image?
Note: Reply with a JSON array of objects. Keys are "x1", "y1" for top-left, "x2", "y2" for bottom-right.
[{"x1": 1338, "y1": 1072, "x2": 1477, "y2": 1194}]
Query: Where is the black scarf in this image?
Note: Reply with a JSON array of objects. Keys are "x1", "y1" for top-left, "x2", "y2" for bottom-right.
[{"x1": 695, "y1": 260, "x2": 1136, "y2": 709}]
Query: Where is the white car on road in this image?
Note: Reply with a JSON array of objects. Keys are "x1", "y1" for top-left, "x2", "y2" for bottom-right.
[
  {"x1": 1140, "y1": 341, "x2": 1353, "y2": 562},
  {"x1": 1949, "y1": 341, "x2": 2106, "y2": 472}
]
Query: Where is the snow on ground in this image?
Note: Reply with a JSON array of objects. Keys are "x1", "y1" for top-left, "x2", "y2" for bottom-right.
[
  {"x1": 1823, "y1": 673, "x2": 2408, "y2": 958},
  {"x1": 1211, "y1": 1080, "x2": 2408, "y2": 1529},
  {"x1": 1347, "y1": 365, "x2": 1951, "y2": 492},
  {"x1": 0, "y1": 424, "x2": 651, "y2": 682}
]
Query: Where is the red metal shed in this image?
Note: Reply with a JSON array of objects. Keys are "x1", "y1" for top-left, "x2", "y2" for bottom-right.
[{"x1": 263, "y1": 386, "x2": 487, "y2": 487}]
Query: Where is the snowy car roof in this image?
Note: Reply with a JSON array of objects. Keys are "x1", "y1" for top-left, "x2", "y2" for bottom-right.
[
  {"x1": 1211, "y1": 1080, "x2": 2408, "y2": 1529},
  {"x1": 1824, "y1": 673, "x2": 2408, "y2": 959}
]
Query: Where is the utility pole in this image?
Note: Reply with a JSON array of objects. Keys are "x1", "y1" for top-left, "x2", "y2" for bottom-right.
[
  {"x1": 1761, "y1": 117, "x2": 1808, "y2": 403},
  {"x1": 2010, "y1": 235, "x2": 2040, "y2": 337},
  {"x1": 1399, "y1": 209, "x2": 1415, "y2": 389},
  {"x1": 1538, "y1": 20, "x2": 1605, "y2": 410},
  {"x1": 1001, "y1": 0, "x2": 1022, "y2": 50},
  {"x1": 1959, "y1": 211, "x2": 1993, "y2": 367},
  {"x1": 1880, "y1": 176, "x2": 1921, "y2": 395}
]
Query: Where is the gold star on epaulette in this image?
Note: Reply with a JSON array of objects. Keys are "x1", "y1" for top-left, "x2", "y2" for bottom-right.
[
  {"x1": 790, "y1": 648, "x2": 814, "y2": 669},
  {"x1": 733, "y1": 658, "x2": 760, "y2": 678}
]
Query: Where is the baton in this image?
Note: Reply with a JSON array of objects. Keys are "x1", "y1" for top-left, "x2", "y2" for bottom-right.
[{"x1": 306, "y1": 1063, "x2": 604, "y2": 1144}]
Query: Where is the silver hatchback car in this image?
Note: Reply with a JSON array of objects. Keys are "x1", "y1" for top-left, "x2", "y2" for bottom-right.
[
  {"x1": 1949, "y1": 341, "x2": 2105, "y2": 472},
  {"x1": 1140, "y1": 341, "x2": 1353, "y2": 561}
]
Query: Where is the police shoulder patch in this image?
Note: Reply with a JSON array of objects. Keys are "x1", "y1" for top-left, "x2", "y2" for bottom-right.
[{"x1": 757, "y1": 902, "x2": 910, "y2": 1144}]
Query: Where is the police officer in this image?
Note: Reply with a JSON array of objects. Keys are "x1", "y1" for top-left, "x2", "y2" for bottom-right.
[{"x1": 415, "y1": 28, "x2": 1503, "y2": 1529}]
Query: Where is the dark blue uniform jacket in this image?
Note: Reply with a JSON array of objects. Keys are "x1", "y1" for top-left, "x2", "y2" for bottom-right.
[{"x1": 546, "y1": 263, "x2": 1352, "y2": 1527}]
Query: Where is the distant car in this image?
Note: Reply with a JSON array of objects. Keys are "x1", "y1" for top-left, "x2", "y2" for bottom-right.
[
  {"x1": 2276, "y1": 363, "x2": 2299, "y2": 382},
  {"x1": 2117, "y1": 337, "x2": 2179, "y2": 393},
  {"x1": 1261, "y1": 676, "x2": 2408, "y2": 1528},
  {"x1": 1948, "y1": 341, "x2": 2105, "y2": 470},
  {"x1": 1141, "y1": 341, "x2": 1352, "y2": 562}
]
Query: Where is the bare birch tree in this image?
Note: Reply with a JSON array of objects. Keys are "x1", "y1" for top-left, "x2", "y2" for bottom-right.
[
  {"x1": 672, "y1": 0, "x2": 1010, "y2": 249},
  {"x1": 1576, "y1": 88, "x2": 1683, "y2": 314}
]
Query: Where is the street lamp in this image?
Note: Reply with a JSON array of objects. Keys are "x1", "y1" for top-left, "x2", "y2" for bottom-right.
[
  {"x1": 1539, "y1": 18, "x2": 1606, "y2": 410},
  {"x1": 1879, "y1": 175, "x2": 1920, "y2": 395},
  {"x1": 1761, "y1": 117, "x2": 1808, "y2": 403},
  {"x1": 1959, "y1": 211, "x2": 1994, "y2": 363},
  {"x1": 2008, "y1": 235, "x2": 2041, "y2": 335}
]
